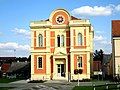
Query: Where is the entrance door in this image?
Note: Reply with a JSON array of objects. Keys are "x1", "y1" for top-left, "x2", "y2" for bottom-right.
[{"x1": 57, "y1": 64, "x2": 65, "y2": 77}]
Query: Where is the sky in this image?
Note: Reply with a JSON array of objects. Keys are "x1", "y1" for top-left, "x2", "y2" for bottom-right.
[{"x1": 0, "y1": 0, "x2": 120, "y2": 57}]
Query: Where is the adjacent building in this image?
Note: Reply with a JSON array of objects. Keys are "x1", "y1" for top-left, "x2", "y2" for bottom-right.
[
  {"x1": 30, "y1": 9, "x2": 94, "y2": 81},
  {"x1": 112, "y1": 20, "x2": 120, "y2": 77}
]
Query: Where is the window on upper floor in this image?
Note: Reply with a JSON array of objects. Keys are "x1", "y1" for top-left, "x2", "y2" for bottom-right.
[
  {"x1": 78, "y1": 33, "x2": 82, "y2": 45},
  {"x1": 38, "y1": 34, "x2": 43, "y2": 47},
  {"x1": 57, "y1": 35, "x2": 60, "y2": 47},
  {"x1": 61, "y1": 35, "x2": 64, "y2": 47}
]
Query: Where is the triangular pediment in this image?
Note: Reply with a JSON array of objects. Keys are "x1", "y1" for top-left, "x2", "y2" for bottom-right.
[{"x1": 53, "y1": 51, "x2": 66, "y2": 56}]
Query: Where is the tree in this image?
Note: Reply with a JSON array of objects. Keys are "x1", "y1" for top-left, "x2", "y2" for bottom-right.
[
  {"x1": 99, "y1": 49, "x2": 103, "y2": 64},
  {"x1": 27, "y1": 55, "x2": 31, "y2": 62},
  {"x1": 93, "y1": 49, "x2": 104, "y2": 64}
]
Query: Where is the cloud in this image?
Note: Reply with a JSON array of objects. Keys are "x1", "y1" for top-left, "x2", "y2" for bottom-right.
[
  {"x1": 0, "y1": 32, "x2": 3, "y2": 36},
  {"x1": 94, "y1": 40, "x2": 112, "y2": 54},
  {"x1": 94, "y1": 35, "x2": 104, "y2": 41},
  {"x1": 71, "y1": 4, "x2": 120, "y2": 16},
  {"x1": 11, "y1": 28, "x2": 30, "y2": 39},
  {"x1": 100, "y1": 41, "x2": 111, "y2": 45},
  {"x1": 115, "y1": 4, "x2": 120, "y2": 11},
  {"x1": 95, "y1": 30, "x2": 103, "y2": 34},
  {"x1": 94, "y1": 34, "x2": 112, "y2": 54},
  {"x1": 0, "y1": 42, "x2": 30, "y2": 57}
]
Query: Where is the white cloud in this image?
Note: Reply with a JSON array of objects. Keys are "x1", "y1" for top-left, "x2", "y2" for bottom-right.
[
  {"x1": 0, "y1": 32, "x2": 3, "y2": 36},
  {"x1": 0, "y1": 42, "x2": 30, "y2": 57},
  {"x1": 100, "y1": 41, "x2": 111, "y2": 45},
  {"x1": 71, "y1": 4, "x2": 120, "y2": 16},
  {"x1": 94, "y1": 35, "x2": 104, "y2": 41},
  {"x1": 95, "y1": 30, "x2": 103, "y2": 34},
  {"x1": 11, "y1": 28, "x2": 30, "y2": 39},
  {"x1": 115, "y1": 4, "x2": 120, "y2": 11},
  {"x1": 94, "y1": 36, "x2": 112, "y2": 54}
]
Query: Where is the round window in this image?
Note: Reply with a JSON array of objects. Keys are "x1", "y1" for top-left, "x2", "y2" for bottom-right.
[{"x1": 56, "y1": 15, "x2": 65, "y2": 24}]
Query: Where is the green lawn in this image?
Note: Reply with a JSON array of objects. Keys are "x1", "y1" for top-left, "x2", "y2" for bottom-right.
[
  {"x1": 0, "y1": 78, "x2": 20, "y2": 83},
  {"x1": 72, "y1": 85, "x2": 119, "y2": 90},
  {"x1": 0, "y1": 87, "x2": 15, "y2": 90},
  {"x1": 72, "y1": 86, "x2": 93, "y2": 90}
]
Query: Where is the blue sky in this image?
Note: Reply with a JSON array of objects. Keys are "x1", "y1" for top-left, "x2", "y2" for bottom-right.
[{"x1": 0, "y1": 0, "x2": 120, "y2": 57}]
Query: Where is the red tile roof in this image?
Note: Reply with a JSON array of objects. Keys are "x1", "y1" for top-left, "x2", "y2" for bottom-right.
[
  {"x1": 71, "y1": 16, "x2": 81, "y2": 20},
  {"x1": 1, "y1": 63, "x2": 10, "y2": 73},
  {"x1": 112, "y1": 20, "x2": 120, "y2": 37}
]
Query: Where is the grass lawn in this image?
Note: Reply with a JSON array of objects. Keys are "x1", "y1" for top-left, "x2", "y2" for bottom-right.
[
  {"x1": 72, "y1": 86, "x2": 93, "y2": 90},
  {"x1": 72, "y1": 85, "x2": 119, "y2": 90},
  {"x1": 0, "y1": 87, "x2": 15, "y2": 90},
  {"x1": 0, "y1": 78, "x2": 20, "y2": 83}
]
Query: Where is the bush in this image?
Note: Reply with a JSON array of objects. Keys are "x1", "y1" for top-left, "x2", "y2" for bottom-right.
[{"x1": 71, "y1": 79, "x2": 91, "y2": 82}]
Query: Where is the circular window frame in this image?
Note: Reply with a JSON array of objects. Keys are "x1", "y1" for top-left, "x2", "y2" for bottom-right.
[{"x1": 56, "y1": 15, "x2": 65, "y2": 24}]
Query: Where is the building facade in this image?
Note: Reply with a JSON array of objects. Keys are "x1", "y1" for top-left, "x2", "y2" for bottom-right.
[
  {"x1": 112, "y1": 20, "x2": 120, "y2": 77},
  {"x1": 30, "y1": 9, "x2": 94, "y2": 81}
]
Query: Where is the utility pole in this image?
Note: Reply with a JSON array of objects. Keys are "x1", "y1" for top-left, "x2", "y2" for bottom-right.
[{"x1": 78, "y1": 73, "x2": 80, "y2": 86}]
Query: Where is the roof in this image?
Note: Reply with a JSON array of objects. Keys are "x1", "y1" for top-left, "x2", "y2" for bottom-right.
[
  {"x1": 7, "y1": 62, "x2": 29, "y2": 73},
  {"x1": 1, "y1": 63, "x2": 10, "y2": 73},
  {"x1": 112, "y1": 20, "x2": 120, "y2": 37},
  {"x1": 71, "y1": 16, "x2": 81, "y2": 20}
]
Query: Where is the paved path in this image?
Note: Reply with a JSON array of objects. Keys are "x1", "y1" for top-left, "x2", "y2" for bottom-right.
[{"x1": 0, "y1": 80, "x2": 116, "y2": 90}]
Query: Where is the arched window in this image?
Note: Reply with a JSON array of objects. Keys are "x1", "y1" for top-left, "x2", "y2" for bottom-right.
[
  {"x1": 57, "y1": 35, "x2": 60, "y2": 47},
  {"x1": 38, "y1": 34, "x2": 43, "y2": 47},
  {"x1": 78, "y1": 33, "x2": 82, "y2": 45},
  {"x1": 61, "y1": 35, "x2": 64, "y2": 47}
]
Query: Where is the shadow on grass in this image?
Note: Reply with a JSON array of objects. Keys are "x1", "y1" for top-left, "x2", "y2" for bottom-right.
[
  {"x1": 28, "y1": 80, "x2": 46, "y2": 83},
  {"x1": 0, "y1": 87, "x2": 15, "y2": 90},
  {"x1": 0, "y1": 78, "x2": 21, "y2": 83}
]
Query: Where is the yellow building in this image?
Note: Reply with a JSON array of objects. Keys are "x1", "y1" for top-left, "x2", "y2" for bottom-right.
[
  {"x1": 112, "y1": 20, "x2": 120, "y2": 77},
  {"x1": 30, "y1": 9, "x2": 94, "y2": 81}
]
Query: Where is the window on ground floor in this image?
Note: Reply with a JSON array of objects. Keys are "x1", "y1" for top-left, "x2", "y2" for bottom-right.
[
  {"x1": 78, "y1": 56, "x2": 82, "y2": 68},
  {"x1": 38, "y1": 57, "x2": 43, "y2": 69}
]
